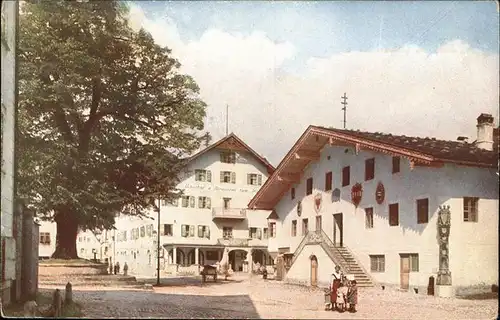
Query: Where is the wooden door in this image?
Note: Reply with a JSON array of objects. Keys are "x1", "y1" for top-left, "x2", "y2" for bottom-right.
[
  {"x1": 310, "y1": 256, "x2": 318, "y2": 286},
  {"x1": 400, "y1": 255, "x2": 410, "y2": 290}
]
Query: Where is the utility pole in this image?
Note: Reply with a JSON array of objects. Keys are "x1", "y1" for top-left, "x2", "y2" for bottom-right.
[
  {"x1": 341, "y1": 93, "x2": 348, "y2": 129},
  {"x1": 156, "y1": 199, "x2": 161, "y2": 286},
  {"x1": 225, "y1": 104, "x2": 229, "y2": 136}
]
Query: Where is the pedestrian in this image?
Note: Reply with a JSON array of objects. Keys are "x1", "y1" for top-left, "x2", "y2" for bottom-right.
[
  {"x1": 330, "y1": 265, "x2": 343, "y2": 311},
  {"x1": 123, "y1": 262, "x2": 129, "y2": 276},
  {"x1": 346, "y1": 280, "x2": 358, "y2": 313},
  {"x1": 114, "y1": 261, "x2": 120, "y2": 275}
]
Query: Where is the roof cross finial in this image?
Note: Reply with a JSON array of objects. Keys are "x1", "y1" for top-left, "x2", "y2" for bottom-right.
[{"x1": 341, "y1": 93, "x2": 348, "y2": 129}]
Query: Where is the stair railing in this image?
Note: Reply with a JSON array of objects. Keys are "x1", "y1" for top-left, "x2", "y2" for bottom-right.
[
  {"x1": 319, "y1": 230, "x2": 352, "y2": 273},
  {"x1": 289, "y1": 231, "x2": 312, "y2": 266}
]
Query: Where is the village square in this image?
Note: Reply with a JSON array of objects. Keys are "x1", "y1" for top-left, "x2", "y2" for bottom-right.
[{"x1": 1, "y1": 0, "x2": 499, "y2": 319}]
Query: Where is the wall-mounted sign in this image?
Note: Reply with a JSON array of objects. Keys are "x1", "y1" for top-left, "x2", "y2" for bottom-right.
[
  {"x1": 332, "y1": 188, "x2": 341, "y2": 202},
  {"x1": 375, "y1": 182, "x2": 385, "y2": 205},
  {"x1": 297, "y1": 200, "x2": 302, "y2": 217},
  {"x1": 351, "y1": 183, "x2": 363, "y2": 207},
  {"x1": 178, "y1": 183, "x2": 259, "y2": 193},
  {"x1": 314, "y1": 193, "x2": 322, "y2": 213}
]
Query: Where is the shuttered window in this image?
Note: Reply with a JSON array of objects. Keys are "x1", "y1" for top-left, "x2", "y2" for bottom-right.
[
  {"x1": 416, "y1": 198, "x2": 429, "y2": 224},
  {"x1": 342, "y1": 166, "x2": 350, "y2": 187},
  {"x1": 306, "y1": 178, "x2": 313, "y2": 195},
  {"x1": 365, "y1": 158, "x2": 375, "y2": 181},
  {"x1": 325, "y1": 172, "x2": 333, "y2": 191},
  {"x1": 389, "y1": 203, "x2": 399, "y2": 226}
]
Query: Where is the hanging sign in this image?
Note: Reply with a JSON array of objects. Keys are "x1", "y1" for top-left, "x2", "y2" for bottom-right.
[
  {"x1": 314, "y1": 193, "x2": 322, "y2": 213},
  {"x1": 351, "y1": 183, "x2": 363, "y2": 207},
  {"x1": 332, "y1": 188, "x2": 341, "y2": 202},
  {"x1": 297, "y1": 200, "x2": 302, "y2": 217},
  {"x1": 375, "y1": 182, "x2": 385, "y2": 205}
]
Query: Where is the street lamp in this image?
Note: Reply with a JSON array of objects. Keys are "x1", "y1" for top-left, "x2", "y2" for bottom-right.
[
  {"x1": 94, "y1": 229, "x2": 103, "y2": 262},
  {"x1": 156, "y1": 199, "x2": 161, "y2": 286}
]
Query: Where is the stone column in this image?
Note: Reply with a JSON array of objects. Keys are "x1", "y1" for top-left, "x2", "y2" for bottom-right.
[
  {"x1": 195, "y1": 247, "x2": 199, "y2": 265},
  {"x1": 173, "y1": 247, "x2": 177, "y2": 265},
  {"x1": 247, "y1": 249, "x2": 253, "y2": 273}
]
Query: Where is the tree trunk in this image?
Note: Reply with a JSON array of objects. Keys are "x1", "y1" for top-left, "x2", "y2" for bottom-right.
[{"x1": 51, "y1": 209, "x2": 79, "y2": 259}]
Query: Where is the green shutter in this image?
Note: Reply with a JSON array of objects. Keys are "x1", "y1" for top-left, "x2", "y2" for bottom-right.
[
  {"x1": 189, "y1": 225, "x2": 195, "y2": 237},
  {"x1": 198, "y1": 225, "x2": 203, "y2": 238},
  {"x1": 247, "y1": 174, "x2": 251, "y2": 185},
  {"x1": 198, "y1": 197, "x2": 203, "y2": 208},
  {"x1": 181, "y1": 225, "x2": 187, "y2": 237},
  {"x1": 206, "y1": 197, "x2": 211, "y2": 209},
  {"x1": 205, "y1": 227, "x2": 210, "y2": 239},
  {"x1": 207, "y1": 170, "x2": 212, "y2": 182},
  {"x1": 190, "y1": 196, "x2": 195, "y2": 208},
  {"x1": 257, "y1": 228, "x2": 262, "y2": 239},
  {"x1": 257, "y1": 174, "x2": 262, "y2": 185},
  {"x1": 220, "y1": 171, "x2": 224, "y2": 182},
  {"x1": 231, "y1": 172, "x2": 236, "y2": 184},
  {"x1": 248, "y1": 229, "x2": 252, "y2": 238}
]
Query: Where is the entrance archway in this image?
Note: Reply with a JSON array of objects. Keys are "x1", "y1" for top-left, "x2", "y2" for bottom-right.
[
  {"x1": 229, "y1": 250, "x2": 247, "y2": 272},
  {"x1": 310, "y1": 255, "x2": 318, "y2": 287}
]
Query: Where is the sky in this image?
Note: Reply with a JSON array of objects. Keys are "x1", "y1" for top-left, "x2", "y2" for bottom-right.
[{"x1": 127, "y1": 1, "x2": 499, "y2": 166}]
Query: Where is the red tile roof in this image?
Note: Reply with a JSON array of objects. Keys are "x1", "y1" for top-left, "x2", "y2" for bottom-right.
[{"x1": 319, "y1": 126, "x2": 498, "y2": 167}]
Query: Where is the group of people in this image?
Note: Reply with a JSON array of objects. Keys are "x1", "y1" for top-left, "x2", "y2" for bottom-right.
[{"x1": 325, "y1": 265, "x2": 358, "y2": 313}]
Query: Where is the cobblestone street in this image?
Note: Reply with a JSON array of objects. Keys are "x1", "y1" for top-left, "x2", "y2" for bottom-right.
[{"x1": 39, "y1": 274, "x2": 498, "y2": 319}]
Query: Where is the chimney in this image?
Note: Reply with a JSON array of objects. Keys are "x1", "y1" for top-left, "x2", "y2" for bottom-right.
[{"x1": 476, "y1": 113, "x2": 494, "y2": 151}]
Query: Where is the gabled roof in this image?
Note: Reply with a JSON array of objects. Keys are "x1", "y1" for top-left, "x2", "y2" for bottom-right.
[
  {"x1": 248, "y1": 125, "x2": 498, "y2": 210},
  {"x1": 187, "y1": 133, "x2": 275, "y2": 174}
]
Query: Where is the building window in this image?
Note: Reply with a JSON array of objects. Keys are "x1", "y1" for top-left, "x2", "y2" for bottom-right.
[
  {"x1": 197, "y1": 225, "x2": 210, "y2": 239},
  {"x1": 306, "y1": 178, "x2": 313, "y2": 195},
  {"x1": 291, "y1": 220, "x2": 297, "y2": 237},
  {"x1": 220, "y1": 151, "x2": 236, "y2": 163},
  {"x1": 370, "y1": 255, "x2": 385, "y2": 272},
  {"x1": 365, "y1": 207, "x2": 374, "y2": 229},
  {"x1": 223, "y1": 227, "x2": 233, "y2": 239},
  {"x1": 181, "y1": 196, "x2": 195, "y2": 208},
  {"x1": 263, "y1": 227, "x2": 269, "y2": 239},
  {"x1": 410, "y1": 254, "x2": 419, "y2": 272},
  {"x1": 161, "y1": 224, "x2": 173, "y2": 236},
  {"x1": 223, "y1": 197, "x2": 231, "y2": 209},
  {"x1": 140, "y1": 226, "x2": 145, "y2": 237},
  {"x1": 247, "y1": 173, "x2": 263, "y2": 186},
  {"x1": 181, "y1": 225, "x2": 195, "y2": 237},
  {"x1": 342, "y1": 166, "x2": 350, "y2": 187},
  {"x1": 463, "y1": 197, "x2": 478, "y2": 222},
  {"x1": 249, "y1": 227, "x2": 262, "y2": 239},
  {"x1": 195, "y1": 169, "x2": 212, "y2": 182},
  {"x1": 416, "y1": 198, "x2": 429, "y2": 224},
  {"x1": 198, "y1": 196, "x2": 211, "y2": 209},
  {"x1": 78, "y1": 236, "x2": 82, "y2": 242},
  {"x1": 291, "y1": 187, "x2": 295, "y2": 200},
  {"x1": 302, "y1": 218, "x2": 309, "y2": 236},
  {"x1": 162, "y1": 198, "x2": 179, "y2": 207},
  {"x1": 146, "y1": 224, "x2": 153, "y2": 237},
  {"x1": 389, "y1": 203, "x2": 399, "y2": 226},
  {"x1": 269, "y1": 222, "x2": 276, "y2": 238},
  {"x1": 315, "y1": 215, "x2": 322, "y2": 231},
  {"x1": 123, "y1": 230, "x2": 127, "y2": 241},
  {"x1": 220, "y1": 171, "x2": 236, "y2": 183},
  {"x1": 325, "y1": 171, "x2": 333, "y2": 191},
  {"x1": 392, "y1": 156, "x2": 400, "y2": 174},
  {"x1": 365, "y1": 158, "x2": 375, "y2": 181},
  {"x1": 39, "y1": 232, "x2": 51, "y2": 245}
]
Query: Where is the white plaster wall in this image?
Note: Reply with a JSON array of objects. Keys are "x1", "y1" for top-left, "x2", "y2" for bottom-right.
[
  {"x1": 37, "y1": 221, "x2": 57, "y2": 258},
  {"x1": 285, "y1": 244, "x2": 338, "y2": 288},
  {"x1": 1, "y1": 0, "x2": 17, "y2": 239},
  {"x1": 274, "y1": 144, "x2": 498, "y2": 288}
]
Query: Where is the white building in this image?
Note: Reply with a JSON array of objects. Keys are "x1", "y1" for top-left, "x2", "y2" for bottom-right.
[
  {"x1": 1, "y1": 0, "x2": 19, "y2": 306},
  {"x1": 40, "y1": 133, "x2": 275, "y2": 276},
  {"x1": 248, "y1": 113, "x2": 498, "y2": 295}
]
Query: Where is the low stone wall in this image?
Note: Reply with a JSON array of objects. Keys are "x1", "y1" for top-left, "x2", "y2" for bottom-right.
[
  {"x1": 39, "y1": 264, "x2": 108, "y2": 277},
  {"x1": 163, "y1": 264, "x2": 200, "y2": 276}
]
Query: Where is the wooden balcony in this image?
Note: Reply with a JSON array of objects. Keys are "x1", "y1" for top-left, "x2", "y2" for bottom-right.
[{"x1": 212, "y1": 208, "x2": 247, "y2": 221}]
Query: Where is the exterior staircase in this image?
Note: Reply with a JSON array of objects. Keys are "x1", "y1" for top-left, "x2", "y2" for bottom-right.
[{"x1": 289, "y1": 230, "x2": 374, "y2": 287}]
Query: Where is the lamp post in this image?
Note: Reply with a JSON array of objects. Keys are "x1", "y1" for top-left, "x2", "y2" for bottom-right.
[
  {"x1": 94, "y1": 229, "x2": 103, "y2": 262},
  {"x1": 156, "y1": 199, "x2": 161, "y2": 286}
]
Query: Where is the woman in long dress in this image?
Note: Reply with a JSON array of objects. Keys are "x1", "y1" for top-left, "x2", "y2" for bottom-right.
[{"x1": 330, "y1": 265, "x2": 343, "y2": 311}]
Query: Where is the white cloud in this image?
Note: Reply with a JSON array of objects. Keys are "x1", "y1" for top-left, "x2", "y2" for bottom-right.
[{"x1": 127, "y1": 4, "x2": 499, "y2": 166}]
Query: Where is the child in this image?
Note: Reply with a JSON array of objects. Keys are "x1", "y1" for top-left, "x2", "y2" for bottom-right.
[
  {"x1": 337, "y1": 284, "x2": 348, "y2": 312},
  {"x1": 346, "y1": 280, "x2": 358, "y2": 313}
]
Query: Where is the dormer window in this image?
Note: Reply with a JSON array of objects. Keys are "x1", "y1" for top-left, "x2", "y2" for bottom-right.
[{"x1": 220, "y1": 151, "x2": 236, "y2": 163}]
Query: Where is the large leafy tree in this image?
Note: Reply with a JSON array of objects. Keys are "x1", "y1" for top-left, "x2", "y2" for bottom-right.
[{"x1": 18, "y1": 0, "x2": 209, "y2": 258}]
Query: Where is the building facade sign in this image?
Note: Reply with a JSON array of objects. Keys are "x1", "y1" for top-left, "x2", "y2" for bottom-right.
[
  {"x1": 332, "y1": 188, "x2": 341, "y2": 202},
  {"x1": 314, "y1": 193, "x2": 322, "y2": 213},
  {"x1": 179, "y1": 183, "x2": 259, "y2": 193},
  {"x1": 351, "y1": 183, "x2": 363, "y2": 207},
  {"x1": 375, "y1": 182, "x2": 385, "y2": 204}
]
